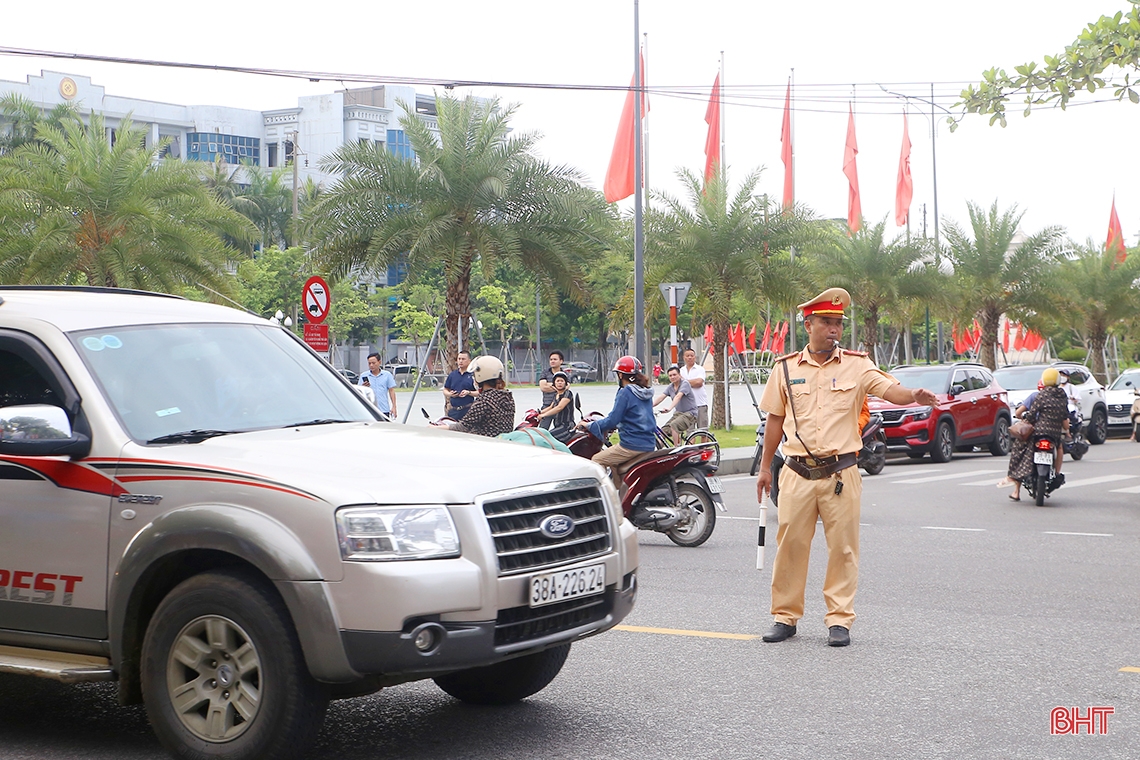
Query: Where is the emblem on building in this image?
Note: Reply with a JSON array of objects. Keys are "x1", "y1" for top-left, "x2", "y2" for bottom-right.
[{"x1": 59, "y1": 78, "x2": 77, "y2": 100}]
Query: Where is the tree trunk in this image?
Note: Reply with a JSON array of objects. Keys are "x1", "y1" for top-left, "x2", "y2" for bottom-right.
[
  {"x1": 710, "y1": 321, "x2": 729, "y2": 429},
  {"x1": 443, "y1": 260, "x2": 473, "y2": 373},
  {"x1": 978, "y1": 305, "x2": 1002, "y2": 370},
  {"x1": 862, "y1": 306, "x2": 879, "y2": 365},
  {"x1": 1087, "y1": 323, "x2": 1108, "y2": 383}
]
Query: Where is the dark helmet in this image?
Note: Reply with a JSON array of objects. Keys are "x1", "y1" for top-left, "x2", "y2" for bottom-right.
[
  {"x1": 551, "y1": 371, "x2": 570, "y2": 384},
  {"x1": 612, "y1": 355, "x2": 643, "y2": 375}
]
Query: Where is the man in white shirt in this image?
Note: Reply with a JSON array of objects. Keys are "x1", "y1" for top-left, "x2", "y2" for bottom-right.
[{"x1": 679, "y1": 347, "x2": 708, "y2": 429}]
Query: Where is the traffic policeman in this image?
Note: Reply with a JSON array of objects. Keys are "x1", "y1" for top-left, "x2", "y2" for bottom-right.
[{"x1": 755, "y1": 287, "x2": 937, "y2": 647}]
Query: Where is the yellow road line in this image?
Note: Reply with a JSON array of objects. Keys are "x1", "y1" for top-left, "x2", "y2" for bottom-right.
[
  {"x1": 1120, "y1": 667, "x2": 1140, "y2": 673},
  {"x1": 1105, "y1": 454, "x2": 1140, "y2": 462},
  {"x1": 614, "y1": 624, "x2": 759, "y2": 640}
]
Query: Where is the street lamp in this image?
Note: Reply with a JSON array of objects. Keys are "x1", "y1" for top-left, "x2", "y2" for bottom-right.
[{"x1": 269, "y1": 310, "x2": 293, "y2": 328}]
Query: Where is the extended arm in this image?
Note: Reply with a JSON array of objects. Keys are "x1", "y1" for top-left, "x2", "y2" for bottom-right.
[{"x1": 881, "y1": 383, "x2": 937, "y2": 407}]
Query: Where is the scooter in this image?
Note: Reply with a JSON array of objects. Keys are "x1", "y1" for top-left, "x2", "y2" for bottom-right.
[
  {"x1": 1062, "y1": 411, "x2": 1090, "y2": 460},
  {"x1": 1021, "y1": 434, "x2": 1065, "y2": 507}
]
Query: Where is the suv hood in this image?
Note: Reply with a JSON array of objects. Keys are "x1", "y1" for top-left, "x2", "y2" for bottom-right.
[{"x1": 120, "y1": 422, "x2": 604, "y2": 506}]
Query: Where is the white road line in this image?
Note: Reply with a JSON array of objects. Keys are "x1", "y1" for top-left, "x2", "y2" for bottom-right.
[
  {"x1": 719, "y1": 515, "x2": 759, "y2": 521},
  {"x1": 1110, "y1": 485, "x2": 1140, "y2": 494},
  {"x1": 921, "y1": 526, "x2": 986, "y2": 532},
  {"x1": 1060, "y1": 475, "x2": 1139, "y2": 489},
  {"x1": 962, "y1": 478, "x2": 1008, "y2": 486},
  {"x1": 887, "y1": 465, "x2": 946, "y2": 474},
  {"x1": 1044, "y1": 531, "x2": 1113, "y2": 537},
  {"x1": 891, "y1": 469, "x2": 1004, "y2": 484},
  {"x1": 719, "y1": 474, "x2": 757, "y2": 482}
]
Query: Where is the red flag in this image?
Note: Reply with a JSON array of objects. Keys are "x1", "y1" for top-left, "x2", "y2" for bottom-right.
[
  {"x1": 1026, "y1": 331, "x2": 1043, "y2": 352},
  {"x1": 703, "y1": 73, "x2": 721, "y2": 184},
  {"x1": 895, "y1": 112, "x2": 912, "y2": 227},
  {"x1": 603, "y1": 56, "x2": 647, "y2": 203},
  {"x1": 774, "y1": 322, "x2": 789, "y2": 354},
  {"x1": 725, "y1": 324, "x2": 735, "y2": 354},
  {"x1": 780, "y1": 81, "x2": 794, "y2": 209},
  {"x1": 1002, "y1": 320, "x2": 1010, "y2": 354},
  {"x1": 971, "y1": 320, "x2": 982, "y2": 351},
  {"x1": 748, "y1": 325, "x2": 757, "y2": 351},
  {"x1": 1106, "y1": 196, "x2": 1126, "y2": 264},
  {"x1": 703, "y1": 324, "x2": 714, "y2": 346},
  {"x1": 952, "y1": 324, "x2": 963, "y2": 355},
  {"x1": 733, "y1": 322, "x2": 746, "y2": 355},
  {"x1": 760, "y1": 321, "x2": 772, "y2": 352},
  {"x1": 843, "y1": 105, "x2": 862, "y2": 234},
  {"x1": 1013, "y1": 323, "x2": 1025, "y2": 352}
]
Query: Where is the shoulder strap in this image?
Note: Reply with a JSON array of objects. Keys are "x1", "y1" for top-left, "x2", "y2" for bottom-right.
[{"x1": 781, "y1": 358, "x2": 823, "y2": 461}]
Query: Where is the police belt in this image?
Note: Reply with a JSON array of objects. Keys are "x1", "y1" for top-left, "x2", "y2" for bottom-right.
[{"x1": 783, "y1": 452, "x2": 858, "y2": 480}]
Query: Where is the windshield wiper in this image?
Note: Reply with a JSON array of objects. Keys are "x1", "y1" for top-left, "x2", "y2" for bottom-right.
[
  {"x1": 146, "y1": 429, "x2": 236, "y2": 445},
  {"x1": 286, "y1": 419, "x2": 353, "y2": 428}
]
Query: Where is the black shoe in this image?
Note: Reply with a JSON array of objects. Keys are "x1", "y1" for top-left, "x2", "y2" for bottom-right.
[
  {"x1": 762, "y1": 622, "x2": 797, "y2": 642},
  {"x1": 827, "y1": 626, "x2": 850, "y2": 647}
]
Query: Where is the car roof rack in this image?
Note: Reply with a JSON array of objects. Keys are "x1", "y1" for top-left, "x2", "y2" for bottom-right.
[{"x1": 0, "y1": 285, "x2": 184, "y2": 300}]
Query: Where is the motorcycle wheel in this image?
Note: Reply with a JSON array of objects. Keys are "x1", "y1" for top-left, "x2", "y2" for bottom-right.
[
  {"x1": 1133, "y1": 421, "x2": 1140, "y2": 442},
  {"x1": 666, "y1": 482, "x2": 716, "y2": 547},
  {"x1": 749, "y1": 440, "x2": 762, "y2": 477},
  {"x1": 862, "y1": 449, "x2": 885, "y2": 476},
  {"x1": 1034, "y1": 473, "x2": 1048, "y2": 507},
  {"x1": 1069, "y1": 442, "x2": 1085, "y2": 461}
]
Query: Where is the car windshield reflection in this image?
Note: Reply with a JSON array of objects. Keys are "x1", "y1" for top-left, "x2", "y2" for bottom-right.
[
  {"x1": 1108, "y1": 372, "x2": 1140, "y2": 391},
  {"x1": 891, "y1": 368, "x2": 950, "y2": 392}
]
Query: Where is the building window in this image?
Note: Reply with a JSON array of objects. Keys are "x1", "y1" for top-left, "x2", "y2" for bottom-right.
[
  {"x1": 185, "y1": 132, "x2": 261, "y2": 165},
  {"x1": 386, "y1": 130, "x2": 414, "y2": 162},
  {"x1": 267, "y1": 143, "x2": 278, "y2": 167},
  {"x1": 284, "y1": 140, "x2": 294, "y2": 166}
]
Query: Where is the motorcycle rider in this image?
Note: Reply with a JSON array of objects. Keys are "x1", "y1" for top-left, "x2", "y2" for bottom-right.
[
  {"x1": 578, "y1": 356, "x2": 656, "y2": 491},
  {"x1": 1005, "y1": 368, "x2": 1069, "y2": 501},
  {"x1": 1056, "y1": 367, "x2": 1082, "y2": 440},
  {"x1": 536, "y1": 371, "x2": 575, "y2": 443},
  {"x1": 432, "y1": 356, "x2": 515, "y2": 437}
]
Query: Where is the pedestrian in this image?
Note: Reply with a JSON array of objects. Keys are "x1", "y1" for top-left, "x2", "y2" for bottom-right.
[
  {"x1": 359, "y1": 352, "x2": 397, "y2": 418},
  {"x1": 579, "y1": 356, "x2": 656, "y2": 494},
  {"x1": 442, "y1": 350, "x2": 477, "y2": 420},
  {"x1": 537, "y1": 350, "x2": 566, "y2": 430},
  {"x1": 537, "y1": 371, "x2": 575, "y2": 443},
  {"x1": 680, "y1": 347, "x2": 709, "y2": 430},
  {"x1": 653, "y1": 364, "x2": 697, "y2": 445},
  {"x1": 754, "y1": 287, "x2": 938, "y2": 647},
  {"x1": 432, "y1": 356, "x2": 515, "y2": 437},
  {"x1": 1003, "y1": 369, "x2": 1069, "y2": 501}
]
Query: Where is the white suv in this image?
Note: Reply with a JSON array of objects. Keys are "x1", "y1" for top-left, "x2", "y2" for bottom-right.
[
  {"x1": 993, "y1": 362, "x2": 1109, "y2": 444},
  {"x1": 0, "y1": 287, "x2": 637, "y2": 760}
]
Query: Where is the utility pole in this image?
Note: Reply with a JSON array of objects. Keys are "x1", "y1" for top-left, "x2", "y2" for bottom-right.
[
  {"x1": 632, "y1": 0, "x2": 646, "y2": 369},
  {"x1": 291, "y1": 130, "x2": 299, "y2": 222}
]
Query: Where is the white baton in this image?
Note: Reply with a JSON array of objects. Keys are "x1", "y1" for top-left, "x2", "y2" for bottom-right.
[{"x1": 757, "y1": 494, "x2": 770, "y2": 570}]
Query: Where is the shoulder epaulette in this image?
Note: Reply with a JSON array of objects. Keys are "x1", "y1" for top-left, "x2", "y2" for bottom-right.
[
  {"x1": 842, "y1": 349, "x2": 868, "y2": 357},
  {"x1": 774, "y1": 352, "x2": 799, "y2": 362}
]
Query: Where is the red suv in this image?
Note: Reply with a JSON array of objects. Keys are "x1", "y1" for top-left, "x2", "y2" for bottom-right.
[{"x1": 868, "y1": 363, "x2": 1011, "y2": 462}]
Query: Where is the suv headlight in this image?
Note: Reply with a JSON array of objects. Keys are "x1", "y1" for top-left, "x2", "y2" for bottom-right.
[
  {"x1": 903, "y1": 405, "x2": 933, "y2": 421},
  {"x1": 336, "y1": 506, "x2": 460, "y2": 561}
]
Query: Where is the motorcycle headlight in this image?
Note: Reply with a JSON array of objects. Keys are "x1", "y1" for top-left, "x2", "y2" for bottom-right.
[
  {"x1": 904, "y1": 405, "x2": 933, "y2": 421},
  {"x1": 336, "y1": 506, "x2": 460, "y2": 561}
]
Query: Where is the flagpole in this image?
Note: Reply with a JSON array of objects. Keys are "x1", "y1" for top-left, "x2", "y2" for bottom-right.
[
  {"x1": 633, "y1": 0, "x2": 646, "y2": 369},
  {"x1": 931, "y1": 83, "x2": 940, "y2": 256},
  {"x1": 719, "y1": 51, "x2": 725, "y2": 180},
  {"x1": 788, "y1": 68, "x2": 797, "y2": 354},
  {"x1": 642, "y1": 32, "x2": 649, "y2": 199}
]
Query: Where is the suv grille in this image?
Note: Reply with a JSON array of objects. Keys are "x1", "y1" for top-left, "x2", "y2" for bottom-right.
[
  {"x1": 481, "y1": 482, "x2": 612, "y2": 576},
  {"x1": 494, "y1": 589, "x2": 612, "y2": 647},
  {"x1": 879, "y1": 409, "x2": 906, "y2": 423},
  {"x1": 1108, "y1": 403, "x2": 1129, "y2": 414}
]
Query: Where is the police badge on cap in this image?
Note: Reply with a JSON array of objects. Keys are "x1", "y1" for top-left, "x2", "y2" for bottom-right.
[{"x1": 797, "y1": 287, "x2": 851, "y2": 319}]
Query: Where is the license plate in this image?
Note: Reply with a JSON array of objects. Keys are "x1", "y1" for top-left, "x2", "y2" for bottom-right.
[
  {"x1": 706, "y1": 476, "x2": 723, "y2": 494},
  {"x1": 1033, "y1": 451, "x2": 1054, "y2": 465},
  {"x1": 1109, "y1": 416, "x2": 1129, "y2": 425},
  {"x1": 529, "y1": 563, "x2": 606, "y2": 608}
]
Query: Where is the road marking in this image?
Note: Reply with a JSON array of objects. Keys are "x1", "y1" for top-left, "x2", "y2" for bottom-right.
[
  {"x1": 962, "y1": 477, "x2": 1009, "y2": 486},
  {"x1": 1044, "y1": 531, "x2": 1113, "y2": 537},
  {"x1": 891, "y1": 469, "x2": 1004, "y2": 484},
  {"x1": 1121, "y1": 667, "x2": 1140, "y2": 674},
  {"x1": 888, "y1": 465, "x2": 946, "y2": 474},
  {"x1": 719, "y1": 474, "x2": 757, "y2": 482},
  {"x1": 1110, "y1": 485, "x2": 1140, "y2": 494},
  {"x1": 719, "y1": 515, "x2": 759, "y2": 521},
  {"x1": 921, "y1": 526, "x2": 986, "y2": 532},
  {"x1": 614, "y1": 624, "x2": 759, "y2": 641},
  {"x1": 1060, "y1": 475, "x2": 1138, "y2": 489},
  {"x1": 1105, "y1": 454, "x2": 1140, "y2": 462}
]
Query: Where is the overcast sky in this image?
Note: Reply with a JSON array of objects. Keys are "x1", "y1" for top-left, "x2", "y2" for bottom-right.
[{"x1": 2, "y1": 1, "x2": 1136, "y2": 245}]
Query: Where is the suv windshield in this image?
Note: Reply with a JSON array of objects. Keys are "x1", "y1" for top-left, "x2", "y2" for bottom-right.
[
  {"x1": 71, "y1": 323, "x2": 376, "y2": 443},
  {"x1": 891, "y1": 367, "x2": 951, "y2": 392},
  {"x1": 993, "y1": 366, "x2": 1048, "y2": 391},
  {"x1": 1109, "y1": 372, "x2": 1140, "y2": 391}
]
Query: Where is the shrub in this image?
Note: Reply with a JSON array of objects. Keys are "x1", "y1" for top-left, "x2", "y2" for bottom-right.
[{"x1": 1057, "y1": 347, "x2": 1087, "y2": 363}]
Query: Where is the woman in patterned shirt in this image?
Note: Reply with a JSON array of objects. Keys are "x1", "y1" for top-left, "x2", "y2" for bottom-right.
[
  {"x1": 1006, "y1": 367, "x2": 1069, "y2": 501},
  {"x1": 434, "y1": 356, "x2": 515, "y2": 437}
]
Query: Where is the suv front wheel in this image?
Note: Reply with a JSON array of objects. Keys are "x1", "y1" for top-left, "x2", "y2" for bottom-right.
[
  {"x1": 1087, "y1": 407, "x2": 1108, "y2": 445},
  {"x1": 989, "y1": 415, "x2": 1011, "y2": 456},
  {"x1": 929, "y1": 421, "x2": 955, "y2": 463},
  {"x1": 141, "y1": 570, "x2": 328, "y2": 760}
]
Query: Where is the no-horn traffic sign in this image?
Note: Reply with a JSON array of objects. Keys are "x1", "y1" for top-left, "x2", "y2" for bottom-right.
[{"x1": 303, "y1": 276, "x2": 331, "y2": 324}]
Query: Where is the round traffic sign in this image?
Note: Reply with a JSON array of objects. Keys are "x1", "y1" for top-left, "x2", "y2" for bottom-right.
[{"x1": 302, "y1": 276, "x2": 331, "y2": 324}]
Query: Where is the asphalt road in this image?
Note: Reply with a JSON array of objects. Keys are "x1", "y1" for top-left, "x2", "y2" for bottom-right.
[{"x1": 2, "y1": 440, "x2": 1137, "y2": 759}]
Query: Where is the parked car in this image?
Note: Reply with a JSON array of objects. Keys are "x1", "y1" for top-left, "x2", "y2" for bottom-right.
[
  {"x1": 336, "y1": 367, "x2": 359, "y2": 384},
  {"x1": 992, "y1": 362, "x2": 1108, "y2": 444},
  {"x1": 0, "y1": 286, "x2": 637, "y2": 760},
  {"x1": 1105, "y1": 369, "x2": 1140, "y2": 432},
  {"x1": 869, "y1": 362, "x2": 1011, "y2": 462},
  {"x1": 566, "y1": 361, "x2": 599, "y2": 383},
  {"x1": 383, "y1": 363, "x2": 438, "y2": 387}
]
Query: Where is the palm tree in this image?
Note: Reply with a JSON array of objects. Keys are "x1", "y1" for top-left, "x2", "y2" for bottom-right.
[
  {"x1": 0, "y1": 94, "x2": 80, "y2": 155},
  {"x1": 0, "y1": 113, "x2": 254, "y2": 291},
  {"x1": 308, "y1": 95, "x2": 613, "y2": 370},
  {"x1": 942, "y1": 201, "x2": 1064, "y2": 369},
  {"x1": 811, "y1": 218, "x2": 943, "y2": 365},
  {"x1": 646, "y1": 167, "x2": 813, "y2": 428},
  {"x1": 1052, "y1": 242, "x2": 1140, "y2": 381}
]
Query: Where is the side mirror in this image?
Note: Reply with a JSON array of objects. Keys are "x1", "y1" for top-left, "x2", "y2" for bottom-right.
[
  {"x1": 0, "y1": 404, "x2": 91, "y2": 458},
  {"x1": 949, "y1": 384, "x2": 966, "y2": 398}
]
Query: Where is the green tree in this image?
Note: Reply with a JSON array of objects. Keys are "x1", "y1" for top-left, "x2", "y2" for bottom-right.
[
  {"x1": 811, "y1": 218, "x2": 943, "y2": 365},
  {"x1": 235, "y1": 245, "x2": 309, "y2": 323},
  {"x1": 0, "y1": 94, "x2": 81, "y2": 155},
  {"x1": 475, "y1": 284, "x2": 526, "y2": 352},
  {"x1": 240, "y1": 163, "x2": 293, "y2": 249},
  {"x1": 646, "y1": 168, "x2": 813, "y2": 428},
  {"x1": 308, "y1": 94, "x2": 613, "y2": 371},
  {"x1": 942, "y1": 201, "x2": 1064, "y2": 369},
  {"x1": 955, "y1": 1, "x2": 1140, "y2": 128},
  {"x1": 0, "y1": 113, "x2": 253, "y2": 291},
  {"x1": 1052, "y1": 242, "x2": 1140, "y2": 380}
]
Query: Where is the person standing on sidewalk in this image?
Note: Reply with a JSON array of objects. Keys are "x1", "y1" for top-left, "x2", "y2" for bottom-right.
[
  {"x1": 359, "y1": 353, "x2": 397, "y2": 418},
  {"x1": 680, "y1": 347, "x2": 708, "y2": 430},
  {"x1": 442, "y1": 351, "x2": 477, "y2": 421},
  {"x1": 754, "y1": 288, "x2": 937, "y2": 647}
]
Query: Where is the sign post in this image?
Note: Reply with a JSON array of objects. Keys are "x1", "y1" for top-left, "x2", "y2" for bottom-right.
[
  {"x1": 657, "y1": 282, "x2": 691, "y2": 366},
  {"x1": 302, "y1": 276, "x2": 331, "y2": 359}
]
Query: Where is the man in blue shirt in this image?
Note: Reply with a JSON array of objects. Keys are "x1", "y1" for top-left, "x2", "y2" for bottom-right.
[
  {"x1": 442, "y1": 351, "x2": 477, "y2": 420},
  {"x1": 359, "y1": 353, "x2": 397, "y2": 417}
]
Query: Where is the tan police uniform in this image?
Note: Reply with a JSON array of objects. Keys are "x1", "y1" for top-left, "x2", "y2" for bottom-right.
[{"x1": 758, "y1": 288, "x2": 899, "y2": 630}]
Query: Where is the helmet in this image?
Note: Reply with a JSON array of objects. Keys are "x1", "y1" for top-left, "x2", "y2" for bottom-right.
[
  {"x1": 551, "y1": 371, "x2": 570, "y2": 384},
  {"x1": 470, "y1": 355, "x2": 505, "y2": 384},
  {"x1": 612, "y1": 355, "x2": 643, "y2": 375},
  {"x1": 1041, "y1": 368, "x2": 1060, "y2": 387}
]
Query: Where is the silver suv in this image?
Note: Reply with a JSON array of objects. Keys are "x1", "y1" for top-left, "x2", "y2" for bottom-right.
[
  {"x1": 993, "y1": 362, "x2": 1109, "y2": 444},
  {"x1": 0, "y1": 287, "x2": 637, "y2": 760}
]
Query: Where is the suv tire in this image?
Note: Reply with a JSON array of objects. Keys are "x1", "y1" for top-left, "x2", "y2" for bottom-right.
[
  {"x1": 434, "y1": 643, "x2": 571, "y2": 705},
  {"x1": 929, "y1": 421, "x2": 955, "y2": 463},
  {"x1": 1087, "y1": 407, "x2": 1108, "y2": 445},
  {"x1": 989, "y1": 415, "x2": 1011, "y2": 456},
  {"x1": 141, "y1": 570, "x2": 328, "y2": 760}
]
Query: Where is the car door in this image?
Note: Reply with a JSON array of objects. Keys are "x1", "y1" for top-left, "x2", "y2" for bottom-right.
[
  {"x1": 946, "y1": 368, "x2": 977, "y2": 439},
  {"x1": 970, "y1": 368, "x2": 1003, "y2": 439},
  {"x1": 0, "y1": 334, "x2": 111, "y2": 643}
]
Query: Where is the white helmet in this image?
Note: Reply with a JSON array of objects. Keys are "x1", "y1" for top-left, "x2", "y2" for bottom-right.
[{"x1": 470, "y1": 355, "x2": 505, "y2": 384}]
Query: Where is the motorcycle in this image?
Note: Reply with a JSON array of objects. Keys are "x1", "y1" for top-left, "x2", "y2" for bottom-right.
[
  {"x1": 1021, "y1": 434, "x2": 1065, "y2": 507},
  {"x1": 1063, "y1": 411, "x2": 1090, "y2": 460}
]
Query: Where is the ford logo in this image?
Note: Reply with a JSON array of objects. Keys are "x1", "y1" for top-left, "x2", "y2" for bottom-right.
[{"x1": 539, "y1": 514, "x2": 575, "y2": 539}]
